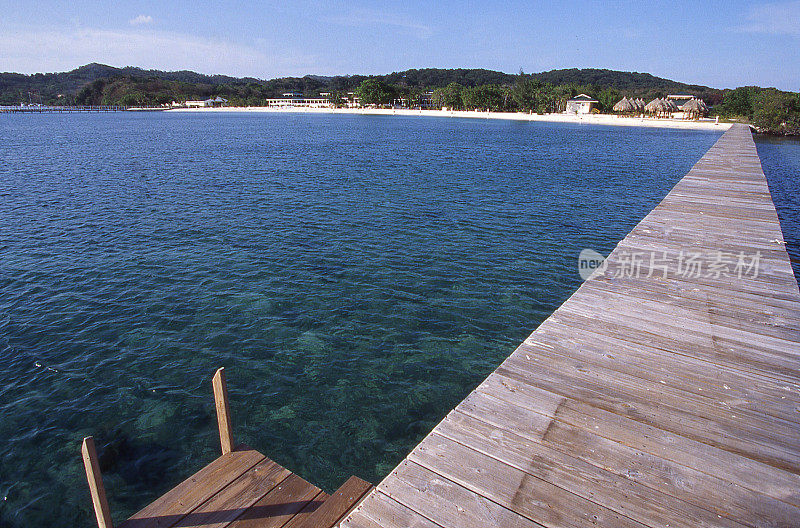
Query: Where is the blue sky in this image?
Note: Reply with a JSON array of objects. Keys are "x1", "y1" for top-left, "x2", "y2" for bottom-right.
[{"x1": 1, "y1": 0, "x2": 798, "y2": 90}]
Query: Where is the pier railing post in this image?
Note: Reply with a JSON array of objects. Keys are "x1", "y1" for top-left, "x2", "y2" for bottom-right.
[
  {"x1": 212, "y1": 367, "x2": 234, "y2": 455},
  {"x1": 81, "y1": 436, "x2": 114, "y2": 528}
]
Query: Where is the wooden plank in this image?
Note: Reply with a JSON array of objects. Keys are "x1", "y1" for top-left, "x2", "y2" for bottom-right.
[
  {"x1": 82, "y1": 437, "x2": 114, "y2": 528},
  {"x1": 120, "y1": 449, "x2": 265, "y2": 528},
  {"x1": 583, "y1": 275, "x2": 800, "y2": 333},
  {"x1": 328, "y1": 477, "x2": 375, "y2": 527},
  {"x1": 339, "y1": 509, "x2": 387, "y2": 528},
  {"x1": 547, "y1": 309, "x2": 800, "y2": 382},
  {"x1": 591, "y1": 262, "x2": 800, "y2": 311},
  {"x1": 172, "y1": 458, "x2": 290, "y2": 528},
  {"x1": 569, "y1": 284, "x2": 800, "y2": 341},
  {"x1": 514, "y1": 326, "x2": 800, "y2": 422},
  {"x1": 418, "y1": 429, "x2": 750, "y2": 528},
  {"x1": 379, "y1": 461, "x2": 544, "y2": 528},
  {"x1": 212, "y1": 367, "x2": 235, "y2": 455},
  {"x1": 593, "y1": 246, "x2": 799, "y2": 298},
  {"x1": 501, "y1": 338, "x2": 800, "y2": 436},
  {"x1": 495, "y1": 354, "x2": 800, "y2": 465},
  {"x1": 287, "y1": 476, "x2": 373, "y2": 528},
  {"x1": 473, "y1": 373, "x2": 800, "y2": 507},
  {"x1": 558, "y1": 293, "x2": 800, "y2": 358},
  {"x1": 345, "y1": 491, "x2": 443, "y2": 528},
  {"x1": 280, "y1": 489, "x2": 335, "y2": 528},
  {"x1": 439, "y1": 409, "x2": 800, "y2": 527},
  {"x1": 407, "y1": 437, "x2": 649, "y2": 528},
  {"x1": 227, "y1": 473, "x2": 323, "y2": 528}
]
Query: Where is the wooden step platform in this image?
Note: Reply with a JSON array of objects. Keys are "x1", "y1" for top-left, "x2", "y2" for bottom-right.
[
  {"x1": 119, "y1": 448, "x2": 371, "y2": 528},
  {"x1": 81, "y1": 369, "x2": 372, "y2": 528}
]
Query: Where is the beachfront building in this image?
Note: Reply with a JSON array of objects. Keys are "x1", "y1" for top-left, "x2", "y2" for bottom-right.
[
  {"x1": 390, "y1": 92, "x2": 435, "y2": 109},
  {"x1": 345, "y1": 92, "x2": 361, "y2": 108},
  {"x1": 667, "y1": 95, "x2": 696, "y2": 109},
  {"x1": 565, "y1": 94, "x2": 598, "y2": 114},
  {"x1": 265, "y1": 96, "x2": 331, "y2": 108},
  {"x1": 418, "y1": 91, "x2": 435, "y2": 109},
  {"x1": 185, "y1": 96, "x2": 228, "y2": 108}
]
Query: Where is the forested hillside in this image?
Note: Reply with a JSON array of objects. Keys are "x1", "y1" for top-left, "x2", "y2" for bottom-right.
[{"x1": 0, "y1": 63, "x2": 718, "y2": 106}]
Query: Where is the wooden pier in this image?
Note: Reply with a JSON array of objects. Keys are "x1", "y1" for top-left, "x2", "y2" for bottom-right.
[
  {"x1": 1, "y1": 105, "x2": 126, "y2": 113},
  {"x1": 81, "y1": 368, "x2": 373, "y2": 528},
  {"x1": 341, "y1": 124, "x2": 800, "y2": 528}
]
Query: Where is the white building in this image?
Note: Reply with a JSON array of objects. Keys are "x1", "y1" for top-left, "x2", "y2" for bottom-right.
[
  {"x1": 265, "y1": 97, "x2": 331, "y2": 108},
  {"x1": 565, "y1": 94, "x2": 598, "y2": 114},
  {"x1": 666, "y1": 95, "x2": 695, "y2": 110},
  {"x1": 345, "y1": 92, "x2": 361, "y2": 108},
  {"x1": 184, "y1": 96, "x2": 228, "y2": 108}
]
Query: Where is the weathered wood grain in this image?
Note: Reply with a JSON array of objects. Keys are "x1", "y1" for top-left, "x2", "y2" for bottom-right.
[
  {"x1": 285, "y1": 476, "x2": 372, "y2": 528},
  {"x1": 226, "y1": 473, "x2": 323, "y2": 528},
  {"x1": 82, "y1": 437, "x2": 114, "y2": 528},
  {"x1": 212, "y1": 367, "x2": 235, "y2": 456},
  {"x1": 172, "y1": 458, "x2": 290, "y2": 528},
  {"x1": 120, "y1": 449, "x2": 265, "y2": 528}
]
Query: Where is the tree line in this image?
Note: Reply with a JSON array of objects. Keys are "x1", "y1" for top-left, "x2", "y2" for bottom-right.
[
  {"x1": 3, "y1": 63, "x2": 797, "y2": 134},
  {"x1": 354, "y1": 76, "x2": 628, "y2": 114},
  {"x1": 713, "y1": 87, "x2": 800, "y2": 136}
]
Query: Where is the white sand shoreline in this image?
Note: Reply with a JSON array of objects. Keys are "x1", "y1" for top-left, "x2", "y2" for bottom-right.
[{"x1": 165, "y1": 106, "x2": 732, "y2": 131}]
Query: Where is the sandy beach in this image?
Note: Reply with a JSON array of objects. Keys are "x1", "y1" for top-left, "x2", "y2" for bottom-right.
[{"x1": 166, "y1": 106, "x2": 733, "y2": 131}]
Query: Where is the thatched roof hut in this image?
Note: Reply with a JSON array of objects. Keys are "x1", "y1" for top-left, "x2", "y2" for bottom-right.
[
  {"x1": 682, "y1": 99, "x2": 701, "y2": 112},
  {"x1": 645, "y1": 98, "x2": 673, "y2": 116},
  {"x1": 613, "y1": 97, "x2": 635, "y2": 113},
  {"x1": 682, "y1": 98, "x2": 708, "y2": 118},
  {"x1": 645, "y1": 98, "x2": 661, "y2": 113}
]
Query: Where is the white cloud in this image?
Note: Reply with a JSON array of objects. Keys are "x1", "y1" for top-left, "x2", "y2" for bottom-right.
[
  {"x1": 129, "y1": 15, "x2": 154, "y2": 26},
  {"x1": 738, "y1": 1, "x2": 800, "y2": 36},
  {"x1": 0, "y1": 27, "x2": 320, "y2": 78}
]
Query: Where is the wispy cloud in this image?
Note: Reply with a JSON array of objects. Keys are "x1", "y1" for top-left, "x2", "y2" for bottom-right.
[
  {"x1": 129, "y1": 15, "x2": 154, "y2": 26},
  {"x1": 737, "y1": 1, "x2": 800, "y2": 36},
  {"x1": 330, "y1": 8, "x2": 433, "y2": 39},
  {"x1": 0, "y1": 27, "x2": 319, "y2": 78}
]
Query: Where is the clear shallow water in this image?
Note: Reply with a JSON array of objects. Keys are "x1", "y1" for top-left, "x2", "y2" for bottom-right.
[
  {"x1": 756, "y1": 136, "x2": 800, "y2": 286},
  {"x1": 0, "y1": 113, "x2": 729, "y2": 527}
]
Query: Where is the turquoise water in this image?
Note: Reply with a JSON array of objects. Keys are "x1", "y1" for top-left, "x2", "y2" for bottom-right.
[{"x1": 0, "y1": 113, "x2": 732, "y2": 527}]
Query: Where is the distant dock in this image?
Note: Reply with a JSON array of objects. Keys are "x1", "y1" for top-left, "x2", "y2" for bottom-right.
[
  {"x1": 0, "y1": 105, "x2": 126, "y2": 113},
  {"x1": 342, "y1": 124, "x2": 800, "y2": 527}
]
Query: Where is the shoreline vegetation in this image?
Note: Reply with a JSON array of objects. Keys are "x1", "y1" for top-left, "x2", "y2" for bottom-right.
[{"x1": 2, "y1": 63, "x2": 798, "y2": 135}]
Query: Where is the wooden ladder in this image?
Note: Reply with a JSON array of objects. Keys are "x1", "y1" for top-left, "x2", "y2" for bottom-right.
[{"x1": 81, "y1": 368, "x2": 373, "y2": 528}]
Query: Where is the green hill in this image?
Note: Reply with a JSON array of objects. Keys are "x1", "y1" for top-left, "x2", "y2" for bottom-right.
[
  {"x1": 530, "y1": 68, "x2": 719, "y2": 101},
  {"x1": 0, "y1": 63, "x2": 722, "y2": 106}
]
